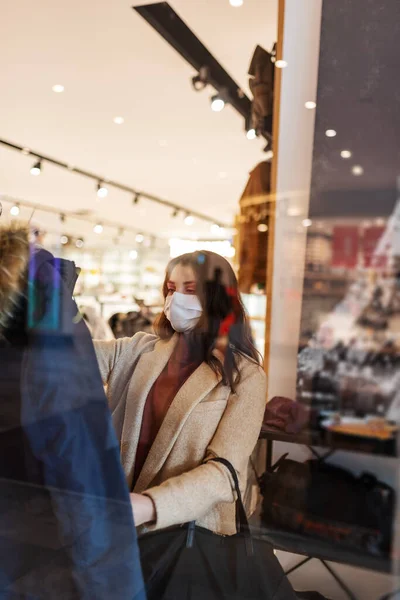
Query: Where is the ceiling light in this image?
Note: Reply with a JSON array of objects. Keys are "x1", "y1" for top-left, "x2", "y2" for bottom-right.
[
  {"x1": 257, "y1": 224, "x2": 268, "y2": 233},
  {"x1": 352, "y1": 165, "x2": 364, "y2": 176},
  {"x1": 305, "y1": 101, "x2": 316, "y2": 109},
  {"x1": 113, "y1": 116, "x2": 124, "y2": 125},
  {"x1": 275, "y1": 60, "x2": 288, "y2": 69},
  {"x1": 60, "y1": 235, "x2": 69, "y2": 245},
  {"x1": 97, "y1": 182, "x2": 108, "y2": 198},
  {"x1": 30, "y1": 160, "x2": 42, "y2": 176},
  {"x1": 325, "y1": 129, "x2": 337, "y2": 138},
  {"x1": 52, "y1": 84, "x2": 65, "y2": 93},
  {"x1": 10, "y1": 204, "x2": 20, "y2": 216},
  {"x1": 302, "y1": 218, "x2": 312, "y2": 227},
  {"x1": 130, "y1": 250, "x2": 138, "y2": 260},
  {"x1": 246, "y1": 128, "x2": 257, "y2": 140},
  {"x1": 211, "y1": 94, "x2": 225, "y2": 112},
  {"x1": 229, "y1": 0, "x2": 244, "y2": 6},
  {"x1": 136, "y1": 233, "x2": 144, "y2": 243},
  {"x1": 76, "y1": 238, "x2": 84, "y2": 249},
  {"x1": 93, "y1": 224, "x2": 103, "y2": 234},
  {"x1": 184, "y1": 214, "x2": 194, "y2": 226},
  {"x1": 340, "y1": 150, "x2": 352, "y2": 159},
  {"x1": 288, "y1": 206, "x2": 301, "y2": 217}
]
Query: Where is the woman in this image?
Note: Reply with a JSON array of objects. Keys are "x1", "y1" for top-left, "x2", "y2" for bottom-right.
[{"x1": 94, "y1": 250, "x2": 266, "y2": 534}]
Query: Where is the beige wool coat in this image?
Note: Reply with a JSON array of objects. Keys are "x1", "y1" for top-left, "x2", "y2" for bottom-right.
[{"x1": 94, "y1": 332, "x2": 267, "y2": 535}]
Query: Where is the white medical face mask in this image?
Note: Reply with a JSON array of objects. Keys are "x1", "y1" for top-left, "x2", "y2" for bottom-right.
[{"x1": 164, "y1": 292, "x2": 203, "y2": 333}]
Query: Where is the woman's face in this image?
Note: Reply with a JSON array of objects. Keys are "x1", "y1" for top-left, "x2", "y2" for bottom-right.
[{"x1": 167, "y1": 264, "x2": 197, "y2": 296}]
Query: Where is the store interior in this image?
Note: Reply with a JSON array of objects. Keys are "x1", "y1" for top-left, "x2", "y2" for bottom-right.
[{"x1": 1, "y1": 0, "x2": 400, "y2": 598}]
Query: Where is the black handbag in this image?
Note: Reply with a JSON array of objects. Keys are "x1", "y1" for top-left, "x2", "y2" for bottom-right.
[{"x1": 139, "y1": 457, "x2": 297, "y2": 600}]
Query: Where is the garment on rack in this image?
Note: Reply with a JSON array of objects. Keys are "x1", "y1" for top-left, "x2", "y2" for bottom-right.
[
  {"x1": 109, "y1": 310, "x2": 153, "y2": 338},
  {"x1": 80, "y1": 304, "x2": 114, "y2": 340}
]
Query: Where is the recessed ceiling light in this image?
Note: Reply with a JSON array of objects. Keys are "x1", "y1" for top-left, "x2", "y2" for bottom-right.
[
  {"x1": 130, "y1": 250, "x2": 138, "y2": 260},
  {"x1": 257, "y1": 224, "x2": 268, "y2": 233},
  {"x1": 352, "y1": 165, "x2": 364, "y2": 176},
  {"x1": 60, "y1": 235, "x2": 69, "y2": 245},
  {"x1": 52, "y1": 84, "x2": 65, "y2": 93},
  {"x1": 275, "y1": 60, "x2": 288, "y2": 69},
  {"x1": 93, "y1": 224, "x2": 103, "y2": 234},
  {"x1": 113, "y1": 116, "x2": 124, "y2": 125},
  {"x1": 302, "y1": 218, "x2": 312, "y2": 227},
  {"x1": 305, "y1": 101, "x2": 316, "y2": 109},
  {"x1": 288, "y1": 207, "x2": 301, "y2": 217},
  {"x1": 136, "y1": 233, "x2": 144, "y2": 243},
  {"x1": 340, "y1": 150, "x2": 352, "y2": 159},
  {"x1": 246, "y1": 128, "x2": 257, "y2": 140},
  {"x1": 76, "y1": 238, "x2": 84, "y2": 248},
  {"x1": 229, "y1": 0, "x2": 243, "y2": 6},
  {"x1": 325, "y1": 129, "x2": 337, "y2": 137}
]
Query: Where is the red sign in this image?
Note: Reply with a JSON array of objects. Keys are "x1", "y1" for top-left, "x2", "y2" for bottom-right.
[
  {"x1": 363, "y1": 227, "x2": 385, "y2": 267},
  {"x1": 332, "y1": 226, "x2": 359, "y2": 268}
]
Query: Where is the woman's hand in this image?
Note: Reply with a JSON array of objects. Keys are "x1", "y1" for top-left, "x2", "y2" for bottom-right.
[{"x1": 130, "y1": 493, "x2": 156, "y2": 527}]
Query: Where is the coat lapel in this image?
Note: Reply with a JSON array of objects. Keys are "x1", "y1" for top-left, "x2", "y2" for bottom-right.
[
  {"x1": 134, "y1": 360, "x2": 221, "y2": 492},
  {"x1": 121, "y1": 335, "x2": 178, "y2": 489}
]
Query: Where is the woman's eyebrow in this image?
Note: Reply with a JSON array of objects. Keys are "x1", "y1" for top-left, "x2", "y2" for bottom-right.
[{"x1": 184, "y1": 280, "x2": 196, "y2": 285}]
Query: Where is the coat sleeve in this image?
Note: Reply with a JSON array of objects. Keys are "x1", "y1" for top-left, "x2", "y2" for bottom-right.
[
  {"x1": 143, "y1": 360, "x2": 267, "y2": 531},
  {"x1": 93, "y1": 337, "x2": 134, "y2": 385}
]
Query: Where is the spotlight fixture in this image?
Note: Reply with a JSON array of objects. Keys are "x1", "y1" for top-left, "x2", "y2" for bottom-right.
[
  {"x1": 352, "y1": 165, "x2": 364, "y2": 176},
  {"x1": 93, "y1": 223, "x2": 103, "y2": 234},
  {"x1": 52, "y1": 84, "x2": 65, "y2": 93},
  {"x1": 60, "y1": 235, "x2": 69, "y2": 245},
  {"x1": 30, "y1": 160, "x2": 42, "y2": 176},
  {"x1": 184, "y1": 214, "x2": 194, "y2": 226},
  {"x1": 133, "y1": 193, "x2": 140, "y2": 205},
  {"x1": 325, "y1": 129, "x2": 337, "y2": 138},
  {"x1": 340, "y1": 150, "x2": 352, "y2": 159},
  {"x1": 275, "y1": 60, "x2": 288, "y2": 69},
  {"x1": 246, "y1": 128, "x2": 257, "y2": 140},
  {"x1": 136, "y1": 233, "x2": 144, "y2": 243},
  {"x1": 172, "y1": 208, "x2": 179, "y2": 218},
  {"x1": 305, "y1": 101, "x2": 316, "y2": 109},
  {"x1": 75, "y1": 238, "x2": 84, "y2": 249},
  {"x1": 302, "y1": 218, "x2": 312, "y2": 228},
  {"x1": 211, "y1": 94, "x2": 226, "y2": 112},
  {"x1": 97, "y1": 182, "x2": 108, "y2": 198},
  {"x1": 130, "y1": 250, "x2": 138, "y2": 260},
  {"x1": 229, "y1": 0, "x2": 244, "y2": 6},
  {"x1": 113, "y1": 116, "x2": 124, "y2": 125},
  {"x1": 191, "y1": 66, "x2": 209, "y2": 91},
  {"x1": 10, "y1": 204, "x2": 20, "y2": 216}
]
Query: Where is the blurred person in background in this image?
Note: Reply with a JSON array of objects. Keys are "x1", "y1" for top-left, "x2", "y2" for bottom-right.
[{"x1": 0, "y1": 225, "x2": 144, "y2": 599}]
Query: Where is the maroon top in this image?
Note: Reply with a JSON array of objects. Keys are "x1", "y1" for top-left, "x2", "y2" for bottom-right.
[{"x1": 133, "y1": 335, "x2": 201, "y2": 487}]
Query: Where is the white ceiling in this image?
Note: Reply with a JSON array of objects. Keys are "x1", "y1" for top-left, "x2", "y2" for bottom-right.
[{"x1": 0, "y1": 0, "x2": 277, "y2": 243}]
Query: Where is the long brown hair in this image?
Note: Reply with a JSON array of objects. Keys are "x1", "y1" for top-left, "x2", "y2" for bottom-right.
[{"x1": 154, "y1": 250, "x2": 261, "y2": 392}]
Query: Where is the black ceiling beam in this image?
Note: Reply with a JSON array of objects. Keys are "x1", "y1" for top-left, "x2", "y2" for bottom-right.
[{"x1": 133, "y1": 2, "x2": 252, "y2": 119}]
